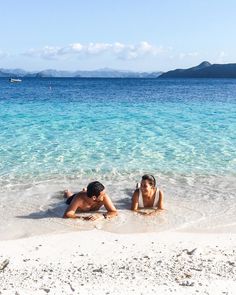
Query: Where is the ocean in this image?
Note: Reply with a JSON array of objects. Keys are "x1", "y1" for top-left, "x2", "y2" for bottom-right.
[{"x1": 0, "y1": 78, "x2": 235, "y2": 239}]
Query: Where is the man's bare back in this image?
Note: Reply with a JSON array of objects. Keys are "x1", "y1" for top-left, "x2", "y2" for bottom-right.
[{"x1": 63, "y1": 181, "x2": 117, "y2": 220}]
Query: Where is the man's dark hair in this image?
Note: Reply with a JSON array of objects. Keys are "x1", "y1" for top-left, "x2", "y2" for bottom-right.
[{"x1": 87, "y1": 181, "x2": 105, "y2": 198}]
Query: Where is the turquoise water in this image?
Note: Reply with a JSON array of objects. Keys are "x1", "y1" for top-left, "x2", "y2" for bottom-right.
[
  {"x1": 0, "y1": 78, "x2": 236, "y2": 238},
  {"x1": 0, "y1": 78, "x2": 235, "y2": 184}
]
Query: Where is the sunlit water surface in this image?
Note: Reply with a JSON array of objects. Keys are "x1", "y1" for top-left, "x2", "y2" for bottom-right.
[{"x1": 0, "y1": 78, "x2": 235, "y2": 239}]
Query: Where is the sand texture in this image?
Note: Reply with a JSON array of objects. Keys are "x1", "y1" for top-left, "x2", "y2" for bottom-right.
[{"x1": 0, "y1": 230, "x2": 236, "y2": 294}]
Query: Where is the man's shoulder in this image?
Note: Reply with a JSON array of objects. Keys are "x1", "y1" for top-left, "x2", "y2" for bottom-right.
[{"x1": 73, "y1": 192, "x2": 86, "y2": 203}]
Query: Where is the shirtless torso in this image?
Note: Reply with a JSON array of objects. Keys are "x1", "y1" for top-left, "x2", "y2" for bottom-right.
[
  {"x1": 63, "y1": 189, "x2": 117, "y2": 220},
  {"x1": 70, "y1": 192, "x2": 104, "y2": 212}
]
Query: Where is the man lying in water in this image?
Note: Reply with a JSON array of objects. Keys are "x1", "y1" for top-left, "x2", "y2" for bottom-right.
[{"x1": 63, "y1": 181, "x2": 117, "y2": 220}]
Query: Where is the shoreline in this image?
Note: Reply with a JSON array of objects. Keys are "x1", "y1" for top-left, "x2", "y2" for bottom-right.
[
  {"x1": 1, "y1": 174, "x2": 236, "y2": 240},
  {"x1": 0, "y1": 230, "x2": 235, "y2": 294}
]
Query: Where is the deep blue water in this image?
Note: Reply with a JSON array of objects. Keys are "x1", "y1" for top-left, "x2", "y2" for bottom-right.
[{"x1": 0, "y1": 78, "x2": 236, "y2": 187}]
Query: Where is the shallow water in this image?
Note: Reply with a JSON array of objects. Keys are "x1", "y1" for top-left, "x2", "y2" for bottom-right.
[{"x1": 0, "y1": 78, "x2": 235, "y2": 239}]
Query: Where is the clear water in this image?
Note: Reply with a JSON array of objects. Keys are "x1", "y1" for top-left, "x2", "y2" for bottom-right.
[{"x1": 0, "y1": 78, "x2": 236, "y2": 239}]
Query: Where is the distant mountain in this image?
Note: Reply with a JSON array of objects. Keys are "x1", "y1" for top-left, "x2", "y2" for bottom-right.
[
  {"x1": 0, "y1": 68, "x2": 29, "y2": 77},
  {"x1": 73, "y1": 68, "x2": 162, "y2": 78},
  {"x1": 0, "y1": 68, "x2": 163, "y2": 78},
  {"x1": 3, "y1": 62, "x2": 236, "y2": 78},
  {"x1": 159, "y1": 61, "x2": 236, "y2": 78},
  {"x1": 35, "y1": 70, "x2": 73, "y2": 78}
]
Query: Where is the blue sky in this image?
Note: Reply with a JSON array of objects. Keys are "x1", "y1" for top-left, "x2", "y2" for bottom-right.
[{"x1": 1, "y1": 0, "x2": 236, "y2": 71}]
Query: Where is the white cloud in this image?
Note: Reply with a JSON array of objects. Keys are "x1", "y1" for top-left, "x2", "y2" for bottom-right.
[
  {"x1": 115, "y1": 41, "x2": 164, "y2": 60},
  {"x1": 23, "y1": 42, "x2": 166, "y2": 60},
  {"x1": 58, "y1": 43, "x2": 84, "y2": 55},
  {"x1": 70, "y1": 43, "x2": 83, "y2": 52},
  {"x1": 179, "y1": 51, "x2": 199, "y2": 59},
  {"x1": 113, "y1": 42, "x2": 126, "y2": 53},
  {"x1": 87, "y1": 42, "x2": 112, "y2": 54},
  {"x1": 138, "y1": 41, "x2": 162, "y2": 55},
  {"x1": 25, "y1": 46, "x2": 61, "y2": 60}
]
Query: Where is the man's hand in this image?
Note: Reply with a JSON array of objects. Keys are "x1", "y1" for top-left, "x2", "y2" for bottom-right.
[{"x1": 82, "y1": 214, "x2": 103, "y2": 221}]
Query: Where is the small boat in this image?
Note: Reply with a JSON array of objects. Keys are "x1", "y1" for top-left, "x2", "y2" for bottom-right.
[{"x1": 9, "y1": 78, "x2": 22, "y2": 83}]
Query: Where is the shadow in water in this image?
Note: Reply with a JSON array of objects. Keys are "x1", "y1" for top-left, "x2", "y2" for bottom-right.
[
  {"x1": 114, "y1": 188, "x2": 133, "y2": 209},
  {"x1": 16, "y1": 189, "x2": 133, "y2": 220},
  {"x1": 115, "y1": 197, "x2": 131, "y2": 210},
  {"x1": 17, "y1": 200, "x2": 65, "y2": 220}
]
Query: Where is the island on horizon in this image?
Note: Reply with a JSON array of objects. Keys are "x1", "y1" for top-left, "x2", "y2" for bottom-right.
[
  {"x1": 158, "y1": 61, "x2": 236, "y2": 78},
  {"x1": 2, "y1": 61, "x2": 236, "y2": 78}
]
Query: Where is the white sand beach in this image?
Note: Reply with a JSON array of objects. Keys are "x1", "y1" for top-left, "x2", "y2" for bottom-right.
[{"x1": 0, "y1": 230, "x2": 235, "y2": 295}]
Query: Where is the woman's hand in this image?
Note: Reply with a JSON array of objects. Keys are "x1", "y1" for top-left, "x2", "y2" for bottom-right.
[
  {"x1": 138, "y1": 211, "x2": 149, "y2": 215},
  {"x1": 137, "y1": 210, "x2": 157, "y2": 216}
]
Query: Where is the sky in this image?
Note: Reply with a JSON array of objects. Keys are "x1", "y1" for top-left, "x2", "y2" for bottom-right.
[{"x1": 1, "y1": 0, "x2": 236, "y2": 72}]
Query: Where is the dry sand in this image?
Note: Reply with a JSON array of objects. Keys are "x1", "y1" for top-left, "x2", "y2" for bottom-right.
[{"x1": 0, "y1": 230, "x2": 235, "y2": 294}]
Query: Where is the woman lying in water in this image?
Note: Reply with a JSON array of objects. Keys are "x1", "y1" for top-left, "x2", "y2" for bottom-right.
[
  {"x1": 63, "y1": 181, "x2": 117, "y2": 220},
  {"x1": 131, "y1": 174, "x2": 164, "y2": 215}
]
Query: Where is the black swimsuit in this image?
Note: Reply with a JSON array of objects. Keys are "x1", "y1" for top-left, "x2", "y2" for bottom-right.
[{"x1": 65, "y1": 193, "x2": 78, "y2": 205}]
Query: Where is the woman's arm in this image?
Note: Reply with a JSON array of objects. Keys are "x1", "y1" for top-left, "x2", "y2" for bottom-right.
[
  {"x1": 131, "y1": 189, "x2": 149, "y2": 215},
  {"x1": 131, "y1": 190, "x2": 139, "y2": 211},
  {"x1": 142, "y1": 190, "x2": 165, "y2": 216},
  {"x1": 157, "y1": 190, "x2": 164, "y2": 210},
  {"x1": 131, "y1": 189, "x2": 164, "y2": 216}
]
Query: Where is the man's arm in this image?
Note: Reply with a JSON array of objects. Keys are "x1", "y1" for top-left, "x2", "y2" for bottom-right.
[
  {"x1": 63, "y1": 196, "x2": 83, "y2": 219},
  {"x1": 103, "y1": 194, "x2": 118, "y2": 219}
]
